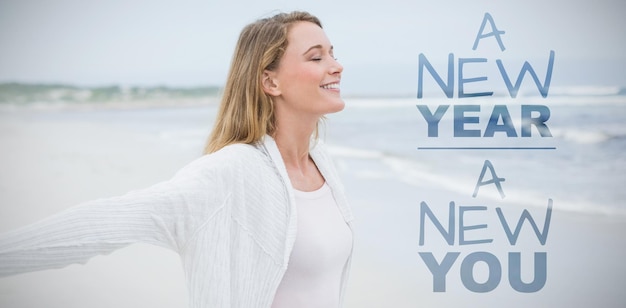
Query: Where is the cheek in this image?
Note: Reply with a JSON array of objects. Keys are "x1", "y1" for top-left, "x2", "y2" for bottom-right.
[
  {"x1": 300, "y1": 66, "x2": 322, "y2": 83},
  {"x1": 281, "y1": 63, "x2": 321, "y2": 90}
]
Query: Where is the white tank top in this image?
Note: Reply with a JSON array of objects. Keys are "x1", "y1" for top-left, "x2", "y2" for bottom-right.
[{"x1": 271, "y1": 182, "x2": 352, "y2": 308}]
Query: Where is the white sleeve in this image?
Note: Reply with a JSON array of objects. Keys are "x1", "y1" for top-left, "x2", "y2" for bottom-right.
[{"x1": 0, "y1": 155, "x2": 228, "y2": 277}]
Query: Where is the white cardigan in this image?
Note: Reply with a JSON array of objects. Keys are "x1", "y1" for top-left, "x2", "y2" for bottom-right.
[{"x1": 0, "y1": 135, "x2": 354, "y2": 307}]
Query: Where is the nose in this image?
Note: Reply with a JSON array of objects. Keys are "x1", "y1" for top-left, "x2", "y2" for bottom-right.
[{"x1": 330, "y1": 58, "x2": 343, "y2": 76}]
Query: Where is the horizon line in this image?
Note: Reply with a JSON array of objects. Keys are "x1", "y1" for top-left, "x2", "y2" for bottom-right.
[{"x1": 417, "y1": 146, "x2": 557, "y2": 150}]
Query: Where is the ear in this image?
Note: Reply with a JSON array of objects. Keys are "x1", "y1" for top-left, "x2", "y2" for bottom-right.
[{"x1": 261, "y1": 70, "x2": 281, "y2": 96}]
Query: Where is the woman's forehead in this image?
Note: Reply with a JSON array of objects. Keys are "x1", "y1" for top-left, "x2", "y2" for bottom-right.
[{"x1": 287, "y1": 22, "x2": 331, "y2": 52}]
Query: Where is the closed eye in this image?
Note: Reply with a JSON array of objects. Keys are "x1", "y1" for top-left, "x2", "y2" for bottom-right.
[{"x1": 304, "y1": 44, "x2": 335, "y2": 62}]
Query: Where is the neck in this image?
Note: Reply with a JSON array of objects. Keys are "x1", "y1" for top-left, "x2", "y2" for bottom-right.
[
  {"x1": 273, "y1": 117, "x2": 318, "y2": 170},
  {"x1": 274, "y1": 128, "x2": 316, "y2": 169},
  {"x1": 271, "y1": 103, "x2": 326, "y2": 191}
]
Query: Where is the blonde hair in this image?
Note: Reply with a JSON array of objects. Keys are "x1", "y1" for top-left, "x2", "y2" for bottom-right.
[{"x1": 204, "y1": 11, "x2": 322, "y2": 154}]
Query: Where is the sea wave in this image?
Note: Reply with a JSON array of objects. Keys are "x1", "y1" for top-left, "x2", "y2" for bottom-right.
[
  {"x1": 327, "y1": 143, "x2": 626, "y2": 217},
  {"x1": 0, "y1": 83, "x2": 221, "y2": 105},
  {"x1": 2, "y1": 83, "x2": 624, "y2": 107},
  {"x1": 551, "y1": 128, "x2": 623, "y2": 145},
  {"x1": 549, "y1": 85, "x2": 625, "y2": 96},
  {"x1": 344, "y1": 94, "x2": 626, "y2": 110}
]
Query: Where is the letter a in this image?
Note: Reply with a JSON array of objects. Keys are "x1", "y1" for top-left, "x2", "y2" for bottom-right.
[
  {"x1": 472, "y1": 12, "x2": 506, "y2": 51},
  {"x1": 473, "y1": 160, "x2": 506, "y2": 198}
]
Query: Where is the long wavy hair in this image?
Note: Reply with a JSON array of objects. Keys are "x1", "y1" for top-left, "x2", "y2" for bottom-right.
[{"x1": 204, "y1": 11, "x2": 322, "y2": 154}]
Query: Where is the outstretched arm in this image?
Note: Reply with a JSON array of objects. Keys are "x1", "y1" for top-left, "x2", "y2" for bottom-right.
[{"x1": 0, "y1": 154, "x2": 227, "y2": 277}]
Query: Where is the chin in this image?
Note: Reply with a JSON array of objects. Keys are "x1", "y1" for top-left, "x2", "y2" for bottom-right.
[{"x1": 325, "y1": 99, "x2": 345, "y2": 114}]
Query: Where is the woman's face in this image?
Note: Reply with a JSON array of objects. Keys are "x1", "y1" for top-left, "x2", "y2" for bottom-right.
[{"x1": 269, "y1": 21, "x2": 344, "y2": 118}]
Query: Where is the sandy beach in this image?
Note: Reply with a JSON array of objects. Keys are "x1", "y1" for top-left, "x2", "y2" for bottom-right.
[{"x1": 0, "y1": 102, "x2": 625, "y2": 307}]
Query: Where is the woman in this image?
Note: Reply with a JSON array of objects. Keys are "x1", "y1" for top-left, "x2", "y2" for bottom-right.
[{"x1": 0, "y1": 11, "x2": 353, "y2": 308}]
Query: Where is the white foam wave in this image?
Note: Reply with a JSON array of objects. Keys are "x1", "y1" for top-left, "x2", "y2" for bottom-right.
[
  {"x1": 550, "y1": 86, "x2": 622, "y2": 96},
  {"x1": 344, "y1": 98, "x2": 418, "y2": 109},
  {"x1": 551, "y1": 128, "x2": 614, "y2": 145},
  {"x1": 343, "y1": 93, "x2": 626, "y2": 108},
  {"x1": 326, "y1": 145, "x2": 385, "y2": 159},
  {"x1": 327, "y1": 143, "x2": 626, "y2": 217}
]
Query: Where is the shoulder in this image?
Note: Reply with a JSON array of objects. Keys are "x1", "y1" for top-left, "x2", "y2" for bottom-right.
[
  {"x1": 206, "y1": 143, "x2": 265, "y2": 165},
  {"x1": 174, "y1": 143, "x2": 270, "y2": 180}
]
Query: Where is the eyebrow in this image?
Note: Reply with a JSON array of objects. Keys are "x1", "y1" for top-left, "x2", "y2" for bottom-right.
[{"x1": 302, "y1": 44, "x2": 333, "y2": 55}]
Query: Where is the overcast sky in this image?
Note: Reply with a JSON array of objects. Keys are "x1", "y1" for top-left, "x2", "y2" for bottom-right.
[{"x1": 0, "y1": 0, "x2": 624, "y2": 95}]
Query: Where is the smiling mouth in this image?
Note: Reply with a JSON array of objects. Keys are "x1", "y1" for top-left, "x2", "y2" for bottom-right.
[{"x1": 320, "y1": 82, "x2": 340, "y2": 90}]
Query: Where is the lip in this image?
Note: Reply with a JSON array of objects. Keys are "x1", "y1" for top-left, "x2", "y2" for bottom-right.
[{"x1": 320, "y1": 81, "x2": 341, "y2": 92}]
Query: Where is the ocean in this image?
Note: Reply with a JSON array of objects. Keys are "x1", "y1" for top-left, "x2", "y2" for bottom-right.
[
  {"x1": 1, "y1": 83, "x2": 624, "y2": 217},
  {"x1": 325, "y1": 94, "x2": 626, "y2": 217}
]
